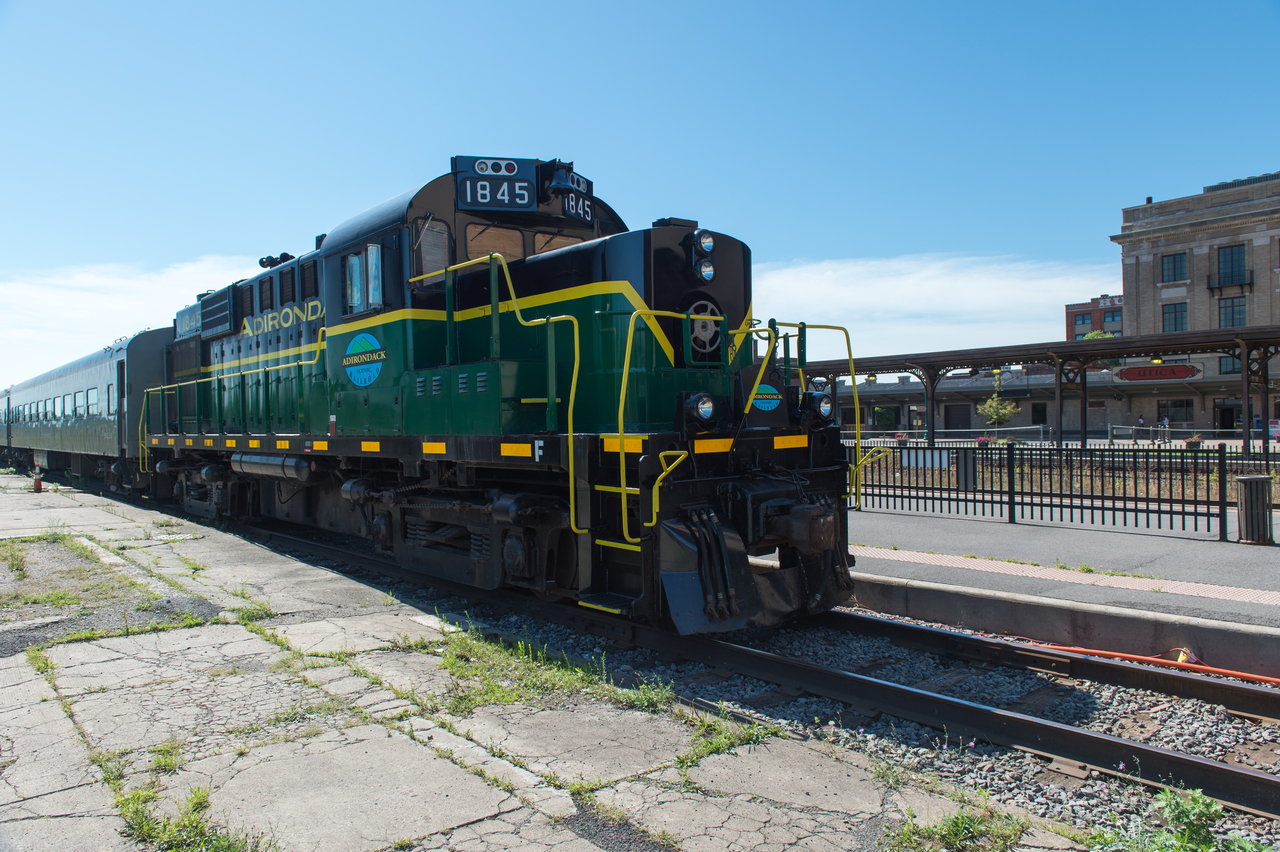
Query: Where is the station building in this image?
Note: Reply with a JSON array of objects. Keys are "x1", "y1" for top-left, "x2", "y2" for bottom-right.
[
  {"x1": 1111, "y1": 172, "x2": 1280, "y2": 432},
  {"x1": 843, "y1": 172, "x2": 1280, "y2": 439}
]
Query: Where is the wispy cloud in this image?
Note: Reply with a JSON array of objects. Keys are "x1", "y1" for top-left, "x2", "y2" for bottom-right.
[
  {"x1": 753, "y1": 254, "x2": 1116, "y2": 362},
  {"x1": 0, "y1": 256, "x2": 259, "y2": 390},
  {"x1": 0, "y1": 252, "x2": 1116, "y2": 391}
]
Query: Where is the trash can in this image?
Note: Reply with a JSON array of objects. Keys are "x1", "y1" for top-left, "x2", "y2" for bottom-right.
[
  {"x1": 955, "y1": 449, "x2": 977, "y2": 492},
  {"x1": 1236, "y1": 475, "x2": 1275, "y2": 545}
]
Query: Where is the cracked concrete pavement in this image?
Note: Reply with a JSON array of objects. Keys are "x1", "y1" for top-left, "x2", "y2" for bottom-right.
[{"x1": 0, "y1": 474, "x2": 1080, "y2": 851}]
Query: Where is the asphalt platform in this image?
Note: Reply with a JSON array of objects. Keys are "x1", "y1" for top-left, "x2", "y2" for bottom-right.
[{"x1": 847, "y1": 508, "x2": 1280, "y2": 630}]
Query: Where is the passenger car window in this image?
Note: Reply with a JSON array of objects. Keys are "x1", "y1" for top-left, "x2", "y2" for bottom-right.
[
  {"x1": 62, "y1": 394, "x2": 71, "y2": 418},
  {"x1": 107, "y1": 384, "x2": 116, "y2": 415},
  {"x1": 87, "y1": 387, "x2": 99, "y2": 417},
  {"x1": 74, "y1": 391, "x2": 85, "y2": 418}
]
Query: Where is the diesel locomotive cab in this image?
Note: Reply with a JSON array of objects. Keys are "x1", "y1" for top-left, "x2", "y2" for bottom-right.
[{"x1": 139, "y1": 155, "x2": 857, "y2": 636}]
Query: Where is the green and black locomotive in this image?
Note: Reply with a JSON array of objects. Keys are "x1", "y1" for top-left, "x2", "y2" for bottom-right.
[{"x1": 19, "y1": 157, "x2": 860, "y2": 634}]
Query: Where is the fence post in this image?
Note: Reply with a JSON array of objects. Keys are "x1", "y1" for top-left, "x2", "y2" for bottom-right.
[
  {"x1": 1217, "y1": 442, "x2": 1228, "y2": 542},
  {"x1": 1006, "y1": 443, "x2": 1017, "y2": 524}
]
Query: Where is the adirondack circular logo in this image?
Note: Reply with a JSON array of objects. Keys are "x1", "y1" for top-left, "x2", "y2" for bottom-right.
[
  {"x1": 753, "y1": 384, "x2": 782, "y2": 411},
  {"x1": 342, "y1": 333, "x2": 387, "y2": 386}
]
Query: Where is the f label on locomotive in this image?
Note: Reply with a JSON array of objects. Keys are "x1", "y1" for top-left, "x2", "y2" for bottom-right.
[{"x1": 2, "y1": 155, "x2": 858, "y2": 636}]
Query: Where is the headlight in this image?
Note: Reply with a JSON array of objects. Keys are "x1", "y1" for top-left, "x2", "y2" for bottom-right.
[
  {"x1": 816, "y1": 394, "x2": 833, "y2": 420},
  {"x1": 696, "y1": 259, "x2": 715, "y2": 282},
  {"x1": 685, "y1": 393, "x2": 716, "y2": 425},
  {"x1": 694, "y1": 230, "x2": 715, "y2": 254}
]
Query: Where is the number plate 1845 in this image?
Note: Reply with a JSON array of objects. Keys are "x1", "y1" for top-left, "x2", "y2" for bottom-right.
[
  {"x1": 457, "y1": 177, "x2": 535, "y2": 211},
  {"x1": 562, "y1": 191, "x2": 592, "y2": 223}
]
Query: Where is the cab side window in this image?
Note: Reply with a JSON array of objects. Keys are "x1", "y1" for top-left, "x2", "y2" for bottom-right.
[{"x1": 343, "y1": 245, "x2": 383, "y2": 315}]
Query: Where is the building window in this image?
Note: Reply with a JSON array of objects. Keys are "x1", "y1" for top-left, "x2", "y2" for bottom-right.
[
  {"x1": 1220, "y1": 356, "x2": 1241, "y2": 374},
  {"x1": 1103, "y1": 310, "x2": 1121, "y2": 323},
  {"x1": 1031, "y1": 402, "x2": 1047, "y2": 425},
  {"x1": 1218, "y1": 244, "x2": 1246, "y2": 286},
  {"x1": 1219, "y1": 296, "x2": 1246, "y2": 328},
  {"x1": 1162, "y1": 302, "x2": 1187, "y2": 333},
  {"x1": 1158, "y1": 399, "x2": 1195, "y2": 422},
  {"x1": 1074, "y1": 333, "x2": 1085, "y2": 340},
  {"x1": 1074, "y1": 313, "x2": 1091, "y2": 326},
  {"x1": 343, "y1": 245, "x2": 383, "y2": 315},
  {"x1": 1161, "y1": 253, "x2": 1186, "y2": 283}
]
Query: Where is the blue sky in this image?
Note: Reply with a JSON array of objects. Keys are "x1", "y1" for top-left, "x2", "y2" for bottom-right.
[{"x1": 2, "y1": 0, "x2": 1278, "y2": 386}]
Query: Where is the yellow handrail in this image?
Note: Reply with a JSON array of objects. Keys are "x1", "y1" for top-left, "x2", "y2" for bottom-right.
[
  {"x1": 412, "y1": 254, "x2": 586, "y2": 535},
  {"x1": 645, "y1": 451, "x2": 688, "y2": 528},
  {"x1": 616, "y1": 309, "x2": 769, "y2": 543},
  {"x1": 767, "y1": 321, "x2": 882, "y2": 503}
]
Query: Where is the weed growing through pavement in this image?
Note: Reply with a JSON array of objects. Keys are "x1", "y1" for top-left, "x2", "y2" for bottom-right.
[
  {"x1": 89, "y1": 748, "x2": 130, "y2": 790},
  {"x1": 433, "y1": 625, "x2": 677, "y2": 716},
  {"x1": 148, "y1": 738, "x2": 184, "y2": 774},
  {"x1": 25, "y1": 646, "x2": 54, "y2": 677},
  {"x1": 117, "y1": 785, "x2": 280, "y2": 851},
  {"x1": 884, "y1": 802, "x2": 1028, "y2": 852},
  {"x1": 178, "y1": 556, "x2": 207, "y2": 576},
  {"x1": 672, "y1": 707, "x2": 779, "y2": 785},
  {"x1": 1, "y1": 540, "x2": 28, "y2": 579}
]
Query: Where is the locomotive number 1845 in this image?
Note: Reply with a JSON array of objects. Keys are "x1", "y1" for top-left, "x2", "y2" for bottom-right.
[{"x1": 459, "y1": 178, "x2": 534, "y2": 210}]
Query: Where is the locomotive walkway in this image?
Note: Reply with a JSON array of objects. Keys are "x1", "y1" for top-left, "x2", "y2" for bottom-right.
[{"x1": 0, "y1": 475, "x2": 1079, "y2": 852}]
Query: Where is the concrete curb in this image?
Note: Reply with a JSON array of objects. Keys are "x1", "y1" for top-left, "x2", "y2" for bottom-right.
[{"x1": 851, "y1": 572, "x2": 1280, "y2": 678}]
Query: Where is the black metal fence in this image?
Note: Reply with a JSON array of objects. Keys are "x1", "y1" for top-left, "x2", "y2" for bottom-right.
[{"x1": 848, "y1": 442, "x2": 1266, "y2": 540}]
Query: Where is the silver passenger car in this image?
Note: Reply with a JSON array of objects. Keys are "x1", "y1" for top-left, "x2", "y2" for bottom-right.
[{"x1": 3, "y1": 328, "x2": 173, "y2": 486}]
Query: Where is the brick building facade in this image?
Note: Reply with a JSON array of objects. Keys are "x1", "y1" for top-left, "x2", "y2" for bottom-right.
[{"x1": 1064, "y1": 294, "x2": 1123, "y2": 341}]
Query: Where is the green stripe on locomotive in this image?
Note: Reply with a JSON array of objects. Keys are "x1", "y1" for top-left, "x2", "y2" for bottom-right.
[{"x1": 318, "y1": 281, "x2": 751, "y2": 439}]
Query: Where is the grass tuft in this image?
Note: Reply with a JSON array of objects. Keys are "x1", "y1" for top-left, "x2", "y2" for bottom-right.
[{"x1": 884, "y1": 802, "x2": 1028, "y2": 852}]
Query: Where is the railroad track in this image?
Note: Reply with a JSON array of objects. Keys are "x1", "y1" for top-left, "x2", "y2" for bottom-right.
[{"x1": 246, "y1": 525, "x2": 1280, "y2": 819}]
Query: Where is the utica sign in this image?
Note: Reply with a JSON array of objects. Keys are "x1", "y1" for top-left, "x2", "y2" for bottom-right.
[{"x1": 1113, "y1": 364, "x2": 1201, "y2": 382}]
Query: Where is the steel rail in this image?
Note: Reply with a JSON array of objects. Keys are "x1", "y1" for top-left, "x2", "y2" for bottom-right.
[
  {"x1": 812, "y1": 610, "x2": 1280, "y2": 723},
  {"x1": 246, "y1": 527, "x2": 1280, "y2": 818}
]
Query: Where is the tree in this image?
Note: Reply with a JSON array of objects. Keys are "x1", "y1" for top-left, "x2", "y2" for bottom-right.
[
  {"x1": 977, "y1": 393, "x2": 1018, "y2": 437},
  {"x1": 1083, "y1": 330, "x2": 1121, "y2": 369}
]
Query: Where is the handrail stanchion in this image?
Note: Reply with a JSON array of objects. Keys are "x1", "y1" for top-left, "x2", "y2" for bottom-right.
[
  {"x1": 489, "y1": 257, "x2": 501, "y2": 359},
  {"x1": 546, "y1": 322, "x2": 557, "y2": 432},
  {"x1": 445, "y1": 268, "x2": 457, "y2": 365}
]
